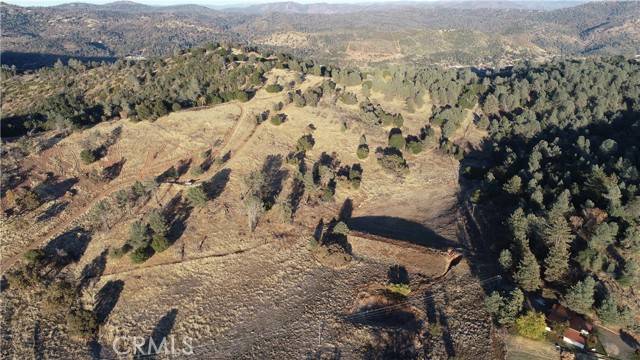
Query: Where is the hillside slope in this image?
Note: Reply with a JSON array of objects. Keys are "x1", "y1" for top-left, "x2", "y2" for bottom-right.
[{"x1": 1, "y1": 47, "x2": 493, "y2": 358}]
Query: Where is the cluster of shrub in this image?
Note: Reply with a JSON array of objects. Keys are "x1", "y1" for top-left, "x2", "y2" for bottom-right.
[
  {"x1": 79, "y1": 126, "x2": 123, "y2": 165},
  {"x1": 80, "y1": 179, "x2": 158, "y2": 235},
  {"x1": 286, "y1": 80, "x2": 336, "y2": 108},
  {"x1": 359, "y1": 101, "x2": 404, "y2": 128},
  {"x1": 339, "y1": 92, "x2": 358, "y2": 105},
  {"x1": 5, "y1": 187, "x2": 42, "y2": 215},
  {"x1": 285, "y1": 133, "x2": 316, "y2": 167},
  {"x1": 111, "y1": 209, "x2": 171, "y2": 263},
  {"x1": 375, "y1": 147, "x2": 409, "y2": 176},
  {"x1": 265, "y1": 83, "x2": 283, "y2": 93},
  {"x1": 366, "y1": 125, "x2": 436, "y2": 176},
  {"x1": 337, "y1": 164, "x2": 364, "y2": 190},
  {"x1": 255, "y1": 110, "x2": 271, "y2": 125},
  {"x1": 242, "y1": 155, "x2": 289, "y2": 231},
  {"x1": 1, "y1": 44, "x2": 345, "y2": 137},
  {"x1": 430, "y1": 106, "x2": 465, "y2": 140},
  {"x1": 308, "y1": 153, "x2": 340, "y2": 203},
  {"x1": 6, "y1": 248, "x2": 98, "y2": 340},
  {"x1": 270, "y1": 113, "x2": 287, "y2": 126}
]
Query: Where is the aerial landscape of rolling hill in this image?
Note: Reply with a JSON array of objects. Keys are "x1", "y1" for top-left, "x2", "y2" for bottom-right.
[{"x1": 0, "y1": 1, "x2": 639, "y2": 359}]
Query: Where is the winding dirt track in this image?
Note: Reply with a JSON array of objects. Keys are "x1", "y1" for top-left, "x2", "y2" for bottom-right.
[{"x1": 0, "y1": 102, "x2": 247, "y2": 274}]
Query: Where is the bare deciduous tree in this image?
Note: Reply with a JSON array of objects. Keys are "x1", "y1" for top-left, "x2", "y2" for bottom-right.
[{"x1": 243, "y1": 194, "x2": 264, "y2": 232}]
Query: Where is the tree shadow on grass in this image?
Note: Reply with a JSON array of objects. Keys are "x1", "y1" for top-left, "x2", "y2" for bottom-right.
[
  {"x1": 36, "y1": 201, "x2": 68, "y2": 222},
  {"x1": 350, "y1": 308, "x2": 421, "y2": 332},
  {"x1": 89, "y1": 341, "x2": 103, "y2": 360},
  {"x1": 261, "y1": 154, "x2": 288, "y2": 210},
  {"x1": 157, "y1": 166, "x2": 179, "y2": 183},
  {"x1": 162, "y1": 193, "x2": 184, "y2": 221},
  {"x1": 203, "y1": 168, "x2": 231, "y2": 200},
  {"x1": 43, "y1": 227, "x2": 92, "y2": 268},
  {"x1": 361, "y1": 328, "x2": 418, "y2": 359},
  {"x1": 176, "y1": 159, "x2": 192, "y2": 177},
  {"x1": 79, "y1": 249, "x2": 108, "y2": 289},
  {"x1": 102, "y1": 158, "x2": 126, "y2": 181},
  {"x1": 34, "y1": 320, "x2": 44, "y2": 360},
  {"x1": 199, "y1": 155, "x2": 214, "y2": 172},
  {"x1": 34, "y1": 131, "x2": 69, "y2": 153},
  {"x1": 221, "y1": 151, "x2": 231, "y2": 163},
  {"x1": 94, "y1": 280, "x2": 125, "y2": 324},
  {"x1": 34, "y1": 176, "x2": 78, "y2": 202},
  {"x1": 135, "y1": 309, "x2": 179, "y2": 359},
  {"x1": 423, "y1": 289, "x2": 437, "y2": 324},
  {"x1": 620, "y1": 330, "x2": 640, "y2": 350},
  {"x1": 388, "y1": 265, "x2": 409, "y2": 285},
  {"x1": 288, "y1": 178, "x2": 305, "y2": 219},
  {"x1": 338, "y1": 198, "x2": 353, "y2": 221},
  {"x1": 438, "y1": 309, "x2": 455, "y2": 358},
  {"x1": 167, "y1": 198, "x2": 193, "y2": 245},
  {"x1": 313, "y1": 219, "x2": 324, "y2": 241},
  {"x1": 346, "y1": 216, "x2": 457, "y2": 250}
]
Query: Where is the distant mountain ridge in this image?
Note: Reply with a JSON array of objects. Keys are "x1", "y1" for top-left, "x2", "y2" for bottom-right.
[
  {"x1": 53, "y1": 1, "x2": 221, "y2": 14},
  {"x1": 229, "y1": 0, "x2": 588, "y2": 13},
  {"x1": 1, "y1": 1, "x2": 638, "y2": 69}
]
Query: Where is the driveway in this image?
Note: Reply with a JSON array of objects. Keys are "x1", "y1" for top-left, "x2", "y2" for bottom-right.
[{"x1": 596, "y1": 325, "x2": 639, "y2": 359}]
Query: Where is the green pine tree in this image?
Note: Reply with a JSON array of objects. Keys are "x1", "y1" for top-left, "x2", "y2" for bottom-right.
[
  {"x1": 147, "y1": 209, "x2": 168, "y2": 237},
  {"x1": 129, "y1": 221, "x2": 150, "y2": 249},
  {"x1": 563, "y1": 277, "x2": 596, "y2": 315},
  {"x1": 544, "y1": 240, "x2": 570, "y2": 283},
  {"x1": 596, "y1": 296, "x2": 620, "y2": 324},
  {"x1": 542, "y1": 214, "x2": 573, "y2": 283},
  {"x1": 508, "y1": 208, "x2": 529, "y2": 244},
  {"x1": 515, "y1": 244, "x2": 542, "y2": 292}
]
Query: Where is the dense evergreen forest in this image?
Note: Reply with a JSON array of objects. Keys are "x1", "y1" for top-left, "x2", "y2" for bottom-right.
[
  {"x1": 2, "y1": 44, "x2": 639, "y2": 333},
  {"x1": 474, "y1": 58, "x2": 640, "y2": 332}
]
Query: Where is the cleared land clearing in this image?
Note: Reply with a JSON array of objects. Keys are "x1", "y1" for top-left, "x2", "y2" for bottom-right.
[
  {"x1": 345, "y1": 38, "x2": 403, "y2": 63},
  {"x1": 256, "y1": 31, "x2": 311, "y2": 49},
  {"x1": 505, "y1": 335, "x2": 559, "y2": 360}
]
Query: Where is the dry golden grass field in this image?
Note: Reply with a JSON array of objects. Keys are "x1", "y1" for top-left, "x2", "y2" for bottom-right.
[{"x1": 1, "y1": 68, "x2": 496, "y2": 359}]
